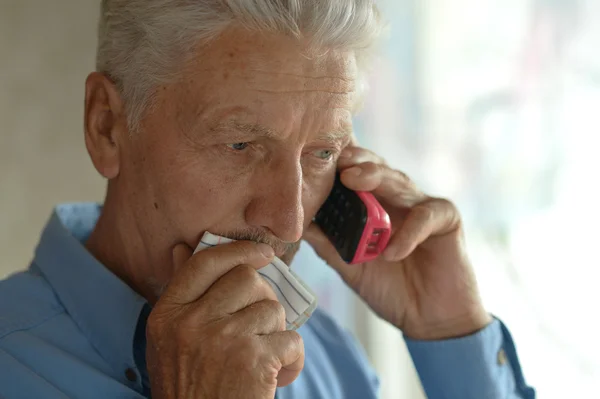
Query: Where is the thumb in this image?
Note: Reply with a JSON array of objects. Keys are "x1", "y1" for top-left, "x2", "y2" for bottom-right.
[
  {"x1": 303, "y1": 223, "x2": 359, "y2": 283},
  {"x1": 172, "y1": 243, "x2": 193, "y2": 270}
]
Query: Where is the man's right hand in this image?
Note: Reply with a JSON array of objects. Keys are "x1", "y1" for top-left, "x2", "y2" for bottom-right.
[{"x1": 146, "y1": 240, "x2": 305, "y2": 399}]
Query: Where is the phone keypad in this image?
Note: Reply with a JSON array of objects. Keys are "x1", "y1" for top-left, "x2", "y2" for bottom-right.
[{"x1": 314, "y1": 174, "x2": 368, "y2": 263}]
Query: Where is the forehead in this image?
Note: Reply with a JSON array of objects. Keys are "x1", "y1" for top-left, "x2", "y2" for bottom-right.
[
  {"x1": 197, "y1": 27, "x2": 356, "y2": 81},
  {"x1": 168, "y1": 28, "x2": 359, "y2": 136},
  {"x1": 175, "y1": 28, "x2": 358, "y2": 103}
]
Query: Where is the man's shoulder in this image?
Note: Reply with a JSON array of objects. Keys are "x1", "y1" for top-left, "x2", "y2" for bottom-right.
[
  {"x1": 0, "y1": 267, "x2": 140, "y2": 399},
  {"x1": 0, "y1": 267, "x2": 65, "y2": 340}
]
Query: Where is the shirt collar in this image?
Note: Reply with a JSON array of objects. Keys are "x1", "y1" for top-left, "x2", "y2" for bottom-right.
[{"x1": 33, "y1": 203, "x2": 148, "y2": 375}]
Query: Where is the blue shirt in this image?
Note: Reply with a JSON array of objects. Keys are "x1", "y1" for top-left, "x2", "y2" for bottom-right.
[{"x1": 0, "y1": 203, "x2": 535, "y2": 399}]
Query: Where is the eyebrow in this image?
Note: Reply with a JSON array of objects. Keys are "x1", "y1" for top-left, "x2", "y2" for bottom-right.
[
  {"x1": 210, "y1": 120, "x2": 278, "y2": 139},
  {"x1": 210, "y1": 120, "x2": 352, "y2": 144}
]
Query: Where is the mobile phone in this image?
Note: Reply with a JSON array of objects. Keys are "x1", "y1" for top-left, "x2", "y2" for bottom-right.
[{"x1": 314, "y1": 173, "x2": 391, "y2": 264}]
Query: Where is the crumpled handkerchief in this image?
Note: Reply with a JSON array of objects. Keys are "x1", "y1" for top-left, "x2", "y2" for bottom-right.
[{"x1": 194, "y1": 232, "x2": 318, "y2": 330}]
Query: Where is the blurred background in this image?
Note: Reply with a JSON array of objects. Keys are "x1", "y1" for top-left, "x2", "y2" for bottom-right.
[{"x1": 1, "y1": 1, "x2": 599, "y2": 398}]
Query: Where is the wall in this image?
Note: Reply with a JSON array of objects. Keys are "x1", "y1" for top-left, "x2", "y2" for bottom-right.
[{"x1": 0, "y1": 1, "x2": 104, "y2": 278}]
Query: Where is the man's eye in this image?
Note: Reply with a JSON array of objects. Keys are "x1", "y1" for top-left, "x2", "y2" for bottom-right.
[
  {"x1": 314, "y1": 149, "x2": 334, "y2": 160},
  {"x1": 227, "y1": 142, "x2": 250, "y2": 151}
]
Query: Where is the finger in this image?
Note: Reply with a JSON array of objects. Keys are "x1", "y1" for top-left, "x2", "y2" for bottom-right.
[
  {"x1": 200, "y1": 264, "x2": 279, "y2": 316},
  {"x1": 337, "y1": 146, "x2": 386, "y2": 170},
  {"x1": 261, "y1": 331, "x2": 305, "y2": 387},
  {"x1": 162, "y1": 241, "x2": 274, "y2": 305},
  {"x1": 231, "y1": 299, "x2": 287, "y2": 335},
  {"x1": 382, "y1": 198, "x2": 461, "y2": 262},
  {"x1": 172, "y1": 243, "x2": 193, "y2": 270},
  {"x1": 302, "y1": 223, "x2": 362, "y2": 286},
  {"x1": 340, "y1": 162, "x2": 427, "y2": 208}
]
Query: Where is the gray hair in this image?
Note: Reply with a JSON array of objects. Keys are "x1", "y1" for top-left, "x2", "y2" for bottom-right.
[{"x1": 97, "y1": 0, "x2": 385, "y2": 131}]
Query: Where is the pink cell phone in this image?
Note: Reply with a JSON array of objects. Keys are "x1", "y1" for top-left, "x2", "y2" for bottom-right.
[{"x1": 314, "y1": 173, "x2": 391, "y2": 264}]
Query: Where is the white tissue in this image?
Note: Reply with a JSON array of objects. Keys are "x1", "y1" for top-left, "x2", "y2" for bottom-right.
[{"x1": 194, "y1": 232, "x2": 318, "y2": 330}]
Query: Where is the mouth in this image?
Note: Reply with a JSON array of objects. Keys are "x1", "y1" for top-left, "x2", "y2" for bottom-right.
[{"x1": 205, "y1": 228, "x2": 303, "y2": 265}]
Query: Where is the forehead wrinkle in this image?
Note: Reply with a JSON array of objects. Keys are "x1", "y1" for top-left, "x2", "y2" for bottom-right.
[
  {"x1": 211, "y1": 118, "x2": 352, "y2": 145},
  {"x1": 244, "y1": 87, "x2": 357, "y2": 112},
  {"x1": 246, "y1": 74, "x2": 355, "y2": 94},
  {"x1": 248, "y1": 69, "x2": 355, "y2": 91},
  {"x1": 252, "y1": 88, "x2": 356, "y2": 95},
  {"x1": 248, "y1": 69, "x2": 356, "y2": 82}
]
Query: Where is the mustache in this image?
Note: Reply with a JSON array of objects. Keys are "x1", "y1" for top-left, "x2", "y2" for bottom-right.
[{"x1": 219, "y1": 228, "x2": 300, "y2": 257}]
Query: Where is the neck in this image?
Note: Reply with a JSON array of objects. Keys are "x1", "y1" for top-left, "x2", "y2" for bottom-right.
[{"x1": 86, "y1": 189, "x2": 158, "y2": 303}]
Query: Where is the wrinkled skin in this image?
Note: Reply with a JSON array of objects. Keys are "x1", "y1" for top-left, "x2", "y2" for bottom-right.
[{"x1": 83, "y1": 26, "x2": 490, "y2": 399}]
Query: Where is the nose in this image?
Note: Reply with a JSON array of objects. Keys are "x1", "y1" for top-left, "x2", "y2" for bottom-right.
[{"x1": 244, "y1": 163, "x2": 304, "y2": 244}]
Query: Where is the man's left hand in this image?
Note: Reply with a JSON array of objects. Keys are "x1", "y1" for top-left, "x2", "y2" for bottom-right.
[{"x1": 303, "y1": 146, "x2": 492, "y2": 340}]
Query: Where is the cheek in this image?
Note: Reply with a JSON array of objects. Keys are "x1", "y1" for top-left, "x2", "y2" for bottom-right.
[
  {"x1": 131, "y1": 103, "x2": 252, "y2": 241},
  {"x1": 129, "y1": 135, "x2": 217, "y2": 233},
  {"x1": 155, "y1": 158, "x2": 247, "y2": 236},
  {"x1": 302, "y1": 172, "x2": 336, "y2": 225}
]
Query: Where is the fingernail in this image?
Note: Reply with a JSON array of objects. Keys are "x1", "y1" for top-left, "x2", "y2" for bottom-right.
[
  {"x1": 256, "y1": 243, "x2": 274, "y2": 258},
  {"x1": 345, "y1": 167, "x2": 362, "y2": 177}
]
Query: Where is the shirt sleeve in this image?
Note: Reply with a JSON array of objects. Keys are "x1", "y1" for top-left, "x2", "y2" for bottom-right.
[{"x1": 404, "y1": 318, "x2": 536, "y2": 399}]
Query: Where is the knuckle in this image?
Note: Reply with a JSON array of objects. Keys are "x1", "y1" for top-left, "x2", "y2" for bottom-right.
[
  {"x1": 257, "y1": 277, "x2": 277, "y2": 300},
  {"x1": 395, "y1": 169, "x2": 410, "y2": 182},
  {"x1": 217, "y1": 317, "x2": 240, "y2": 339},
  {"x1": 419, "y1": 205, "x2": 434, "y2": 221},
  {"x1": 410, "y1": 204, "x2": 429, "y2": 222},
  {"x1": 286, "y1": 331, "x2": 304, "y2": 352},
  {"x1": 438, "y1": 197, "x2": 459, "y2": 212},
  {"x1": 232, "y1": 264, "x2": 259, "y2": 282},
  {"x1": 263, "y1": 300, "x2": 286, "y2": 322},
  {"x1": 437, "y1": 197, "x2": 462, "y2": 227},
  {"x1": 248, "y1": 300, "x2": 285, "y2": 331}
]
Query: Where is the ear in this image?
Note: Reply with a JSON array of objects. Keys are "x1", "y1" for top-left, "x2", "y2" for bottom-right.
[{"x1": 84, "y1": 72, "x2": 129, "y2": 179}]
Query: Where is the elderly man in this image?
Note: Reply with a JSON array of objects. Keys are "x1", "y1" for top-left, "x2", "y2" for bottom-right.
[{"x1": 0, "y1": 1, "x2": 535, "y2": 398}]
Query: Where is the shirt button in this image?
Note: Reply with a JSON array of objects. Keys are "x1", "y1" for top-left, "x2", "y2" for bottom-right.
[
  {"x1": 497, "y1": 349, "x2": 508, "y2": 366},
  {"x1": 125, "y1": 368, "x2": 138, "y2": 382}
]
